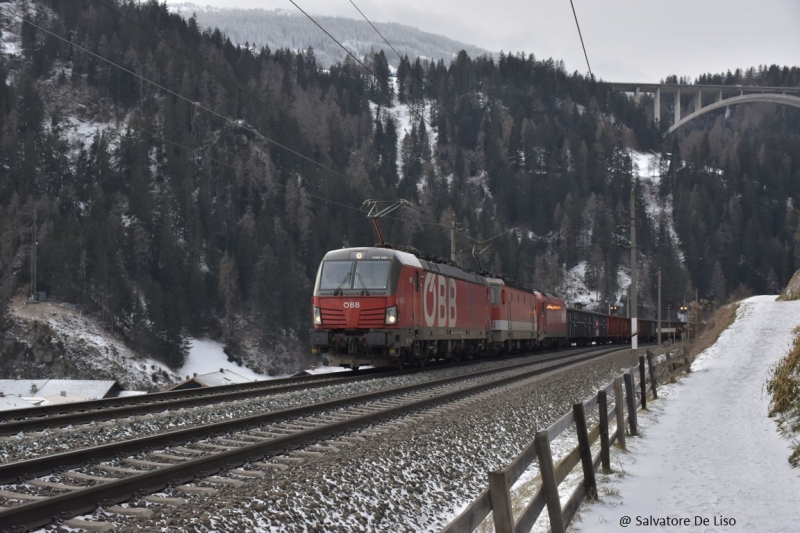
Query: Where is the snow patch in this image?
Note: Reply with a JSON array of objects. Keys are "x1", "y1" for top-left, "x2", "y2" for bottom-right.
[{"x1": 178, "y1": 338, "x2": 276, "y2": 381}]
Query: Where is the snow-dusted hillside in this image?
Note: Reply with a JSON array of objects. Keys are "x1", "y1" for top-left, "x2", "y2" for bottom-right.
[
  {"x1": 167, "y1": 2, "x2": 491, "y2": 68},
  {"x1": 4, "y1": 293, "x2": 179, "y2": 390}
]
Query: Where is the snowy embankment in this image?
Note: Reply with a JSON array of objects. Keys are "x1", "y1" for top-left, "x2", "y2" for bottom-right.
[{"x1": 572, "y1": 295, "x2": 800, "y2": 532}]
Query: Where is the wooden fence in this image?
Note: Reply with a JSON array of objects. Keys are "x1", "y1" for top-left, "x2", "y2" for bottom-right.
[{"x1": 441, "y1": 345, "x2": 692, "y2": 533}]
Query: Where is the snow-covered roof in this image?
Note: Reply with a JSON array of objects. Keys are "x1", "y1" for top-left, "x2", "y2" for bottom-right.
[
  {"x1": 169, "y1": 369, "x2": 254, "y2": 390},
  {"x1": 115, "y1": 390, "x2": 148, "y2": 397},
  {"x1": 0, "y1": 379, "x2": 121, "y2": 400},
  {"x1": 0, "y1": 395, "x2": 37, "y2": 411},
  {"x1": 22, "y1": 392, "x2": 87, "y2": 406}
]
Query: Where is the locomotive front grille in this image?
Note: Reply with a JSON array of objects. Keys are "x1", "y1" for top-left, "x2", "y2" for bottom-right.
[
  {"x1": 321, "y1": 309, "x2": 347, "y2": 327},
  {"x1": 357, "y1": 308, "x2": 385, "y2": 328}
]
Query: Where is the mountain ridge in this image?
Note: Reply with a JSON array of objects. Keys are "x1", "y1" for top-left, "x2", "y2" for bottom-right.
[{"x1": 167, "y1": 2, "x2": 493, "y2": 68}]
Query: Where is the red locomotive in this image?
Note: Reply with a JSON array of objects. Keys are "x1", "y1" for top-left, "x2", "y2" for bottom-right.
[{"x1": 310, "y1": 247, "x2": 492, "y2": 369}]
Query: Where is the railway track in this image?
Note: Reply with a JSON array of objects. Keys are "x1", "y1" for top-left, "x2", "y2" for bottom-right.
[
  {"x1": 0, "y1": 345, "x2": 627, "y2": 532},
  {"x1": 0, "y1": 367, "x2": 396, "y2": 433}
]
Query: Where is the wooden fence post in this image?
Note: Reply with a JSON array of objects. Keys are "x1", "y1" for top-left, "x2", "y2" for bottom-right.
[
  {"x1": 666, "y1": 350, "x2": 676, "y2": 383},
  {"x1": 598, "y1": 390, "x2": 610, "y2": 472},
  {"x1": 488, "y1": 470, "x2": 514, "y2": 533},
  {"x1": 624, "y1": 370, "x2": 638, "y2": 436},
  {"x1": 638, "y1": 355, "x2": 647, "y2": 409},
  {"x1": 535, "y1": 430, "x2": 565, "y2": 533},
  {"x1": 647, "y1": 350, "x2": 658, "y2": 400},
  {"x1": 573, "y1": 402, "x2": 598, "y2": 500},
  {"x1": 613, "y1": 376, "x2": 626, "y2": 449}
]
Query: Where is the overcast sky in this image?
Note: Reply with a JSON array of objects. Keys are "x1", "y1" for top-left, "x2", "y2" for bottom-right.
[{"x1": 167, "y1": 0, "x2": 800, "y2": 82}]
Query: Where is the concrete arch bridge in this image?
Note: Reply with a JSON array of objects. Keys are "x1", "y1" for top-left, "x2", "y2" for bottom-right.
[{"x1": 611, "y1": 83, "x2": 800, "y2": 135}]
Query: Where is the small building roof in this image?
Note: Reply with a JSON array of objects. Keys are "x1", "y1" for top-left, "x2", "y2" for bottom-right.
[
  {"x1": 23, "y1": 392, "x2": 87, "y2": 405},
  {"x1": 0, "y1": 394, "x2": 37, "y2": 411},
  {"x1": 168, "y1": 369, "x2": 254, "y2": 391},
  {"x1": 0, "y1": 379, "x2": 121, "y2": 400}
]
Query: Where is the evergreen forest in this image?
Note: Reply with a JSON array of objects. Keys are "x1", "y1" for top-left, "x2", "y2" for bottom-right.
[{"x1": 1, "y1": 0, "x2": 799, "y2": 372}]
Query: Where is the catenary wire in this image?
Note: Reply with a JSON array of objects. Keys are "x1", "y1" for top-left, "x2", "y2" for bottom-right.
[
  {"x1": 0, "y1": 4, "x2": 354, "y2": 183},
  {"x1": 568, "y1": 0, "x2": 593, "y2": 78},
  {"x1": 89, "y1": 0, "x2": 370, "y2": 167},
  {"x1": 289, "y1": 0, "x2": 485, "y2": 176},
  {"x1": 3, "y1": 4, "x2": 500, "y2": 248}
]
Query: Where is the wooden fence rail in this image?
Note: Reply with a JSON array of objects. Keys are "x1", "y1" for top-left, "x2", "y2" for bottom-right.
[{"x1": 441, "y1": 345, "x2": 692, "y2": 533}]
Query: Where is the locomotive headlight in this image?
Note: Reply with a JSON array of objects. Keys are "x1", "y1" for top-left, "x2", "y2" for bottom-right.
[
  {"x1": 314, "y1": 307, "x2": 322, "y2": 325},
  {"x1": 385, "y1": 305, "x2": 398, "y2": 325}
]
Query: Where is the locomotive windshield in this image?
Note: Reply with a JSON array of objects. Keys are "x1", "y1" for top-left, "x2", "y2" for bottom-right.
[
  {"x1": 355, "y1": 260, "x2": 391, "y2": 290},
  {"x1": 319, "y1": 260, "x2": 354, "y2": 290},
  {"x1": 318, "y1": 259, "x2": 392, "y2": 292}
]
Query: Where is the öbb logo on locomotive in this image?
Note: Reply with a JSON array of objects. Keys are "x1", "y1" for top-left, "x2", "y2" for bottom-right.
[
  {"x1": 423, "y1": 273, "x2": 457, "y2": 327},
  {"x1": 342, "y1": 301, "x2": 361, "y2": 309}
]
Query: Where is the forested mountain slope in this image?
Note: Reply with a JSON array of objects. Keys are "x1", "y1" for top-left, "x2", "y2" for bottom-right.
[
  {"x1": 0, "y1": 0, "x2": 798, "y2": 376},
  {"x1": 167, "y1": 2, "x2": 491, "y2": 69}
]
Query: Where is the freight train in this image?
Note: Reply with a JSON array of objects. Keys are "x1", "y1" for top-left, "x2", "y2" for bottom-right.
[{"x1": 310, "y1": 246, "x2": 685, "y2": 369}]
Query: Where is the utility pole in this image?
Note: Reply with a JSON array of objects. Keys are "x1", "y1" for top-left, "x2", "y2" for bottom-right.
[
  {"x1": 450, "y1": 213, "x2": 457, "y2": 263},
  {"x1": 29, "y1": 209, "x2": 37, "y2": 302},
  {"x1": 630, "y1": 189, "x2": 638, "y2": 350},
  {"x1": 657, "y1": 269, "x2": 662, "y2": 346},
  {"x1": 695, "y1": 288, "x2": 699, "y2": 342}
]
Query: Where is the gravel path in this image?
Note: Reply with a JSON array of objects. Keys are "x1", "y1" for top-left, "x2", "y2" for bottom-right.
[{"x1": 46, "y1": 349, "x2": 643, "y2": 533}]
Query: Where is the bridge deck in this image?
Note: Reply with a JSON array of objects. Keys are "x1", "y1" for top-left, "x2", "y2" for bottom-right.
[{"x1": 610, "y1": 82, "x2": 800, "y2": 95}]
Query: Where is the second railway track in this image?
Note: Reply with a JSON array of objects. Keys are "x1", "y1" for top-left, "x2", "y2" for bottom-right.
[{"x1": 0, "y1": 345, "x2": 627, "y2": 532}]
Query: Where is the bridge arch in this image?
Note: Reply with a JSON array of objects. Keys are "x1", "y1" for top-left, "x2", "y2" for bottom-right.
[{"x1": 667, "y1": 93, "x2": 800, "y2": 134}]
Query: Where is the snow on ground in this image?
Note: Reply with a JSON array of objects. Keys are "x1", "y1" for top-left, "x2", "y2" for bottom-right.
[
  {"x1": 572, "y1": 295, "x2": 800, "y2": 532},
  {"x1": 179, "y1": 338, "x2": 276, "y2": 381}
]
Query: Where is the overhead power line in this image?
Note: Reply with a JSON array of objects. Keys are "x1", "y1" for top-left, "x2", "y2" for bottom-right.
[
  {"x1": 568, "y1": 0, "x2": 593, "y2": 79},
  {"x1": 347, "y1": 0, "x2": 453, "y2": 119},
  {"x1": 289, "y1": 0, "x2": 485, "y2": 176},
  {"x1": 0, "y1": 4, "x2": 353, "y2": 182},
  {"x1": 90, "y1": 0, "x2": 369, "y2": 166}
]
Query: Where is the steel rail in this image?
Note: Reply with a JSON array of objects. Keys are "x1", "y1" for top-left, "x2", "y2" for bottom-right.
[
  {"x1": 0, "y1": 367, "x2": 392, "y2": 425},
  {"x1": 0, "y1": 346, "x2": 625, "y2": 531},
  {"x1": 0, "y1": 347, "x2": 591, "y2": 435}
]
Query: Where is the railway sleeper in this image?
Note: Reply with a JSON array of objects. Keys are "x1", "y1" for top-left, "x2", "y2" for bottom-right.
[
  {"x1": 63, "y1": 518, "x2": 114, "y2": 532},
  {"x1": 215, "y1": 438, "x2": 257, "y2": 446},
  {"x1": 230, "y1": 468, "x2": 265, "y2": 479},
  {"x1": 96, "y1": 465, "x2": 144, "y2": 475},
  {"x1": 252, "y1": 462, "x2": 289, "y2": 471},
  {"x1": 176, "y1": 485, "x2": 217, "y2": 496},
  {"x1": 171, "y1": 446, "x2": 205, "y2": 455},
  {"x1": 63, "y1": 471, "x2": 118, "y2": 482},
  {"x1": 150, "y1": 452, "x2": 191, "y2": 462},
  {"x1": 27, "y1": 479, "x2": 83, "y2": 491},
  {"x1": 106, "y1": 505, "x2": 154, "y2": 518},
  {"x1": 124, "y1": 458, "x2": 172, "y2": 468},
  {"x1": 143, "y1": 495, "x2": 187, "y2": 506},
  {"x1": 0, "y1": 489, "x2": 46, "y2": 501},
  {"x1": 203, "y1": 476, "x2": 244, "y2": 487}
]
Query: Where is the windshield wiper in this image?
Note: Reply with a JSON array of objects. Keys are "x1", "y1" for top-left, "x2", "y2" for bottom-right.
[
  {"x1": 333, "y1": 272, "x2": 352, "y2": 296},
  {"x1": 355, "y1": 271, "x2": 370, "y2": 296}
]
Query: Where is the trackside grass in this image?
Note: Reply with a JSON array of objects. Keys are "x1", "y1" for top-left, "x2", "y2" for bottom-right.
[{"x1": 767, "y1": 325, "x2": 800, "y2": 467}]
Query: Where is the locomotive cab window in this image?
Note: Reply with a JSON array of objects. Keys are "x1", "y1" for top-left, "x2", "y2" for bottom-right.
[
  {"x1": 319, "y1": 260, "x2": 354, "y2": 290},
  {"x1": 354, "y1": 260, "x2": 391, "y2": 290}
]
